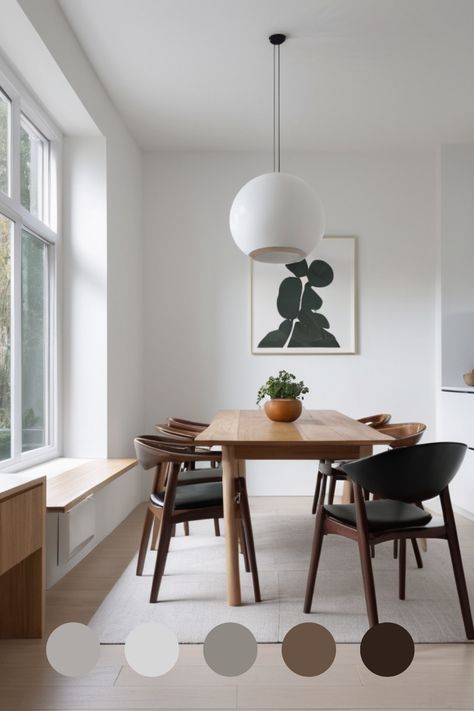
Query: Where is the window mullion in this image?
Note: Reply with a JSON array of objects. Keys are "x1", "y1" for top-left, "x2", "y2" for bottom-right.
[
  {"x1": 10, "y1": 95, "x2": 20, "y2": 205},
  {"x1": 10, "y1": 220, "x2": 22, "y2": 459}
]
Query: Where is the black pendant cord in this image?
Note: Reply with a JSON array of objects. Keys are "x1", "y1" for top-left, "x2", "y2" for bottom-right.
[
  {"x1": 273, "y1": 42, "x2": 280, "y2": 172},
  {"x1": 269, "y1": 34, "x2": 286, "y2": 173}
]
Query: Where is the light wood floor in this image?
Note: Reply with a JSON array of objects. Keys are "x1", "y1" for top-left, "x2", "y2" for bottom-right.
[{"x1": 0, "y1": 497, "x2": 473, "y2": 710}]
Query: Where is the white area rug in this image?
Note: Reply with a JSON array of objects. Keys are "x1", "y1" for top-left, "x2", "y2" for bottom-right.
[{"x1": 89, "y1": 510, "x2": 474, "y2": 643}]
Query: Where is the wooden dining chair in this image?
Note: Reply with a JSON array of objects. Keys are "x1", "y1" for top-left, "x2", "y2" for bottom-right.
[
  {"x1": 144, "y1": 431, "x2": 222, "y2": 537},
  {"x1": 304, "y1": 442, "x2": 474, "y2": 639},
  {"x1": 134, "y1": 437, "x2": 261, "y2": 604},
  {"x1": 312, "y1": 413, "x2": 392, "y2": 514}
]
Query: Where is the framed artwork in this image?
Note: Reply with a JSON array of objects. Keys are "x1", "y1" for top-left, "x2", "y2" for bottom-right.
[{"x1": 251, "y1": 236, "x2": 356, "y2": 354}]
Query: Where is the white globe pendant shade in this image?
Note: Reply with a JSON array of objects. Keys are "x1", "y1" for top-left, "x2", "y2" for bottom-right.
[{"x1": 229, "y1": 172, "x2": 326, "y2": 264}]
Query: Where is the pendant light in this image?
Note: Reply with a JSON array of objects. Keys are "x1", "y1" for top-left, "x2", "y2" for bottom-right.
[{"x1": 229, "y1": 34, "x2": 326, "y2": 264}]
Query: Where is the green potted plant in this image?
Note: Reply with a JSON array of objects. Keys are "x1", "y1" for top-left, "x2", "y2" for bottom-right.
[{"x1": 256, "y1": 370, "x2": 309, "y2": 422}]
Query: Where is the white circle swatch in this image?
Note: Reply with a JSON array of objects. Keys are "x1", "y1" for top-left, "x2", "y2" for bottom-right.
[
  {"x1": 125, "y1": 622, "x2": 179, "y2": 677},
  {"x1": 46, "y1": 623, "x2": 100, "y2": 677}
]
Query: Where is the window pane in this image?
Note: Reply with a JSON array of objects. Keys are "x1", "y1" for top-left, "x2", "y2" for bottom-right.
[
  {"x1": 0, "y1": 213, "x2": 12, "y2": 462},
  {"x1": 0, "y1": 90, "x2": 10, "y2": 195},
  {"x1": 22, "y1": 230, "x2": 48, "y2": 453},
  {"x1": 21, "y1": 115, "x2": 48, "y2": 221}
]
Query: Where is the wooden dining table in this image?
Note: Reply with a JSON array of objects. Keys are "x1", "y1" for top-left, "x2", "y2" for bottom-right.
[{"x1": 195, "y1": 409, "x2": 394, "y2": 606}]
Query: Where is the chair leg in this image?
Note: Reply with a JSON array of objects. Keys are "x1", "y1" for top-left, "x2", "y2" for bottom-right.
[
  {"x1": 370, "y1": 545, "x2": 375, "y2": 558},
  {"x1": 237, "y1": 519, "x2": 250, "y2": 573},
  {"x1": 238, "y1": 479, "x2": 261, "y2": 603},
  {"x1": 183, "y1": 521, "x2": 190, "y2": 536},
  {"x1": 327, "y1": 476, "x2": 337, "y2": 505},
  {"x1": 304, "y1": 507, "x2": 326, "y2": 613},
  {"x1": 150, "y1": 524, "x2": 172, "y2": 603},
  {"x1": 312, "y1": 470, "x2": 323, "y2": 514},
  {"x1": 151, "y1": 518, "x2": 160, "y2": 550},
  {"x1": 399, "y1": 538, "x2": 406, "y2": 600},
  {"x1": 393, "y1": 539, "x2": 398, "y2": 559},
  {"x1": 136, "y1": 508, "x2": 154, "y2": 576},
  {"x1": 440, "y1": 489, "x2": 474, "y2": 639},
  {"x1": 353, "y1": 484, "x2": 379, "y2": 627},
  {"x1": 411, "y1": 538, "x2": 423, "y2": 568},
  {"x1": 214, "y1": 518, "x2": 220, "y2": 536}
]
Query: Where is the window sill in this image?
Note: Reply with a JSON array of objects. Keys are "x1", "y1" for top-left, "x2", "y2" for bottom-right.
[{"x1": 1, "y1": 457, "x2": 92, "y2": 481}]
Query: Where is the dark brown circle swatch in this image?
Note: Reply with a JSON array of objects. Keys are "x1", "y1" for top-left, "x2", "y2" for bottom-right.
[
  {"x1": 203, "y1": 623, "x2": 257, "y2": 676},
  {"x1": 360, "y1": 623, "x2": 414, "y2": 676},
  {"x1": 281, "y1": 623, "x2": 336, "y2": 677}
]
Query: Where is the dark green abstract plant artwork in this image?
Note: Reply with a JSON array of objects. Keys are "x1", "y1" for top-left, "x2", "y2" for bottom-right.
[{"x1": 258, "y1": 259, "x2": 340, "y2": 348}]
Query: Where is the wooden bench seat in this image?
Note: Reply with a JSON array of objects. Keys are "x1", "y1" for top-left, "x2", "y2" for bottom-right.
[{"x1": 46, "y1": 459, "x2": 137, "y2": 512}]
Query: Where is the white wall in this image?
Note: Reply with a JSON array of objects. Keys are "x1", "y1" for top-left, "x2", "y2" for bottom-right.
[
  {"x1": 62, "y1": 137, "x2": 107, "y2": 457},
  {"x1": 436, "y1": 144, "x2": 474, "y2": 517},
  {"x1": 440, "y1": 145, "x2": 474, "y2": 388},
  {"x1": 144, "y1": 150, "x2": 437, "y2": 495}
]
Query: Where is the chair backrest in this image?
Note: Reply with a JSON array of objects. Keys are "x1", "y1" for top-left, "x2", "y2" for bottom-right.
[
  {"x1": 340, "y1": 442, "x2": 466, "y2": 502},
  {"x1": 155, "y1": 424, "x2": 196, "y2": 440},
  {"x1": 378, "y1": 422, "x2": 426, "y2": 448},
  {"x1": 358, "y1": 413, "x2": 391, "y2": 428},
  {"x1": 168, "y1": 417, "x2": 208, "y2": 432},
  {"x1": 134, "y1": 436, "x2": 218, "y2": 469}
]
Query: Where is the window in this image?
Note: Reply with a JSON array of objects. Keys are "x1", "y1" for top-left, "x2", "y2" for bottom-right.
[{"x1": 0, "y1": 59, "x2": 59, "y2": 469}]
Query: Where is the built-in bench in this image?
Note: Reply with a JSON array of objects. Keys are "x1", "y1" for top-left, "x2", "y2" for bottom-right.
[{"x1": 46, "y1": 458, "x2": 137, "y2": 512}]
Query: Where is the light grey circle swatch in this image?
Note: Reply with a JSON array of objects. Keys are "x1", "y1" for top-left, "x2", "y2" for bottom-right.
[
  {"x1": 125, "y1": 622, "x2": 179, "y2": 677},
  {"x1": 46, "y1": 623, "x2": 100, "y2": 677},
  {"x1": 203, "y1": 623, "x2": 257, "y2": 676}
]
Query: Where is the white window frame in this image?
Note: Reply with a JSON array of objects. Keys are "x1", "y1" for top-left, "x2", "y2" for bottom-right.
[{"x1": 0, "y1": 53, "x2": 61, "y2": 471}]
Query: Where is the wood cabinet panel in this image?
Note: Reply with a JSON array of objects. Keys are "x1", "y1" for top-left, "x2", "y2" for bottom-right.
[{"x1": 0, "y1": 485, "x2": 43, "y2": 576}]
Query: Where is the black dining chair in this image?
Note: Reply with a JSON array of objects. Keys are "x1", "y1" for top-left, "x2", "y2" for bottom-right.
[
  {"x1": 304, "y1": 442, "x2": 474, "y2": 639},
  {"x1": 134, "y1": 437, "x2": 260, "y2": 604}
]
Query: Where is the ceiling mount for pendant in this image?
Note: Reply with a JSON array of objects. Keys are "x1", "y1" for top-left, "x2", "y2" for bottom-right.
[
  {"x1": 269, "y1": 33, "x2": 286, "y2": 45},
  {"x1": 229, "y1": 32, "x2": 326, "y2": 264}
]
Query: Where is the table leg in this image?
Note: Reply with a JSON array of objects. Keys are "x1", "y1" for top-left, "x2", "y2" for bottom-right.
[{"x1": 222, "y1": 445, "x2": 241, "y2": 606}]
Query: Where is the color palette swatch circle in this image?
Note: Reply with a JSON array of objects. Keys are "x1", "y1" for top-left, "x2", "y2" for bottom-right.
[
  {"x1": 125, "y1": 622, "x2": 179, "y2": 677},
  {"x1": 46, "y1": 622, "x2": 100, "y2": 677},
  {"x1": 281, "y1": 622, "x2": 336, "y2": 676},
  {"x1": 360, "y1": 622, "x2": 415, "y2": 676},
  {"x1": 203, "y1": 622, "x2": 257, "y2": 676}
]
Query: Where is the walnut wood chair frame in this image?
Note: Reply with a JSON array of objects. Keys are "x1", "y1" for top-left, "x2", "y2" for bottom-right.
[
  {"x1": 312, "y1": 414, "x2": 392, "y2": 514},
  {"x1": 134, "y1": 437, "x2": 260, "y2": 604},
  {"x1": 167, "y1": 417, "x2": 209, "y2": 432},
  {"x1": 156, "y1": 417, "x2": 222, "y2": 532},
  {"x1": 304, "y1": 442, "x2": 474, "y2": 639}
]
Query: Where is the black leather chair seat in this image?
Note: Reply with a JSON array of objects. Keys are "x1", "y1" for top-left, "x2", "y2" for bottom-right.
[
  {"x1": 324, "y1": 500, "x2": 432, "y2": 532},
  {"x1": 178, "y1": 466, "x2": 222, "y2": 483},
  {"x1": 151, "y1": 481, "x2": 223, "y2": 510}
]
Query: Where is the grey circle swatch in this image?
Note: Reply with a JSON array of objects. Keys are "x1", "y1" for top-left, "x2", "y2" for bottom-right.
[
  {"x1": 125, "y1": 622, "x2": 179, "y2": 677},
  {"x1": 203, "y1": 623, "x2": 257, "y2": 676},
  {"x1": 282, "y1": 623, "x2": 336, "y2": 676},
  {"x1": 46, "y1": 623, "x2": 100, "y2": 677},
  {"x1": 360, "y1": 622, "x2": 415, "y2": 676}
]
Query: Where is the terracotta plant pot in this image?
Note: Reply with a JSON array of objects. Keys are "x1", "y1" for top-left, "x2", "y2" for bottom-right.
[
  {"x1": 463, "y1": 370, "x2": 474, "y2": 387},
  {"x1": 264, "y1": 398, "x2": 302, "y2": 422}
]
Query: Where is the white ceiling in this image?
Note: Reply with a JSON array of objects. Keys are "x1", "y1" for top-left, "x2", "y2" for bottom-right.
[{"x1": 58, "y1": 0, "x2": 474, "y2": 151}]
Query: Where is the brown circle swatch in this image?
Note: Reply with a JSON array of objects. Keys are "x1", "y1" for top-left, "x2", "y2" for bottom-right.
[
  {"x1": 281, "y1": 623, "x2": 336, "y2": 677},
  {"x1": 360, "y1": 622, "x2": 414, "y2": 676},
  {"x1": 203, "y1": 623, "x2": 257, "y2": 676}
]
